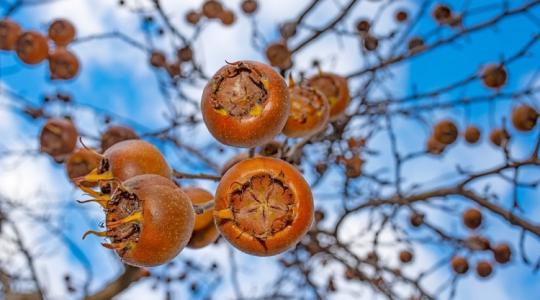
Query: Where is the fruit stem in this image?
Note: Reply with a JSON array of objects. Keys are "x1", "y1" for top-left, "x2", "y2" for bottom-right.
[{"x1": 193, "y1": 200, "x2": 215, "y2": 215}]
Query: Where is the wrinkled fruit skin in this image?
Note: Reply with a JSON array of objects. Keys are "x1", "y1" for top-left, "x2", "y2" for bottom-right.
[
  {"x1": 102, "y1": 139, "x2": 172, "y2": 182},
  {"x1": 511, "y1": 105, "x2": 538, "y2": 132},
  {"x1": 306, "y1": 72, "x2": 350, "y2": 121},
  {"x1": 109, "y1": 175, "x2": 194, "y2": 267},
  {"x1": 100, "y1": 125, "x2": 139, "y2": 152},
  {"x1": 282, "y1": 85, "x2": 330, "y2": 138},
  {"x1": 184, "y1": 187, "x2": 220, "y2": 249},
  {"x1": 65, "y1": 148, "x2": 101, "y2": 185},
  {"x1": 214, "y1": 157, "x2": 314, "y2": 256},
  {"x1": 48, "y1": 48, "x2": 80, "y2": 80},
  {"x1": 0, "y1": 19, "x2": 21, "y2": 50},
  {"x1": 48, "y1": 19, "x2": 76, "y2": 46},
  {"x1": 39, "y1": 118, "x2": 78, "y2": 159},
  {"x1": 201, "y1": 60, "x2": 290, "y2": 148},
  {"x1": 16, "y1": 31, "x2": 49, "y2": 65}
]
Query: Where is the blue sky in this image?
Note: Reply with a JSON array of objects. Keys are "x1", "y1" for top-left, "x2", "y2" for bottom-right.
[{"x1": 1, "y1": 0, "x2": 540, "y2": 299}]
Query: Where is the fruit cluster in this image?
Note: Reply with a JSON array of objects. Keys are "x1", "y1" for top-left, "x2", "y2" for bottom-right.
[{"x1": 0, "y1": 18, "x2": 79, "y2": 80}]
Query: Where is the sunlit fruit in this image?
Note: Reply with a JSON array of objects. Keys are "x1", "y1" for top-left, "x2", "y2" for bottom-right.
[
  {"x1": 463, "y1": 208, "x2": 482, "y2": 229},
  {"x1": 265, "y1": 42, "x2": 292, "y2": 70},
  {"x1": 306, "y1": 72, "x2": 350, "y2": 121},
  {"x1": 39, "y1": 118, "x2": 78, "y2": 159},
  {"x1": 282, "y1": 83, "x2": 329, "y2": 138},
  {"x1": 476, "y1": 260, "x2": 493, "y2": 278},
  {"x1": 48, "y1": 19, "x2": 76, "y2": 46},
  {"x1": 482, "y1": 64, "x2": 507, "y2": 89},
  {"x1": 100, "y1": 125, "x2": 139, "y2": 152},
  {"x1": 451, "y1": 256, "x2": 469, "y2": 274},
  {"x1": 184, "y1": 187, "x2": 220, "y2": 249},
  {"x1": 16, "y1": 31, "x2": 49, "y2": 65},
  {"x1": 511, "y1": 104, "x2": 538, "y2": 132},
  {"x1": 489, "y1": 128, "x2": 510, "y2": 147},
  {"x1": 65, "y1": 148, "x2": 101, "y2": 186},
  {"x1": 492, "y1": 243, "x2": 511, "y2": 264},
  {"x1": 48, "y1": 48, "x2": 80, "y2": 80},
  {"x1": 0, "y1": 19, "x2": 21, "y2": 50},
  {"x1": 433, "y1": 120, "x2": 458, "y2": 145},
  {"x1": 464, "y1": 126, "x2": 481, "y2": 144}
]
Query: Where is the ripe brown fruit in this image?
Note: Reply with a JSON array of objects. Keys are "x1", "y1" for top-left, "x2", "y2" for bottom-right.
[
  {"x1": 241, "y1": 0, "x2": 258, "y2": 14},
  {"x1": 355, "y1": 19, "x2": 370, "y2": 33},
  {"x1": 214, "y1": 157, "x2": 314, "y2": 256},
  {"x1": 65, "y1": 148, "x2": 101, "y2": 186},
  {"x1": 409, "y1": 212, "x2": 424, "y2": 227},
  {"x1": 219, "y1": 10, "x2": 236, "y2": 26},
  {"x1": 363, "y1": 35, "x2": 379, "y2": 51},
  {"x1": 48, "y1": 19, "x2": 76, "y2": 46},
  {"x1": 489, "y1": 128, "x2": 510, "y2": 147},
  {"x1": 0, "y1": 19, "x2": 21, "y2": 50},
  {"x1": 464, "y1": 126, "x2": 481, "y2": 144},
  {"x1": 463, "y1": 208, "x2": 482, "y2": 229},
  {"x1": 280, "y1": 22, "x2": 297, "y2": 39},
  {"x1": 433, "y1": 120, "x2": 458, "y2": 145},
  {"x1": 258, "y1": 140, "x2": 282, "y2": 157},
  {"x1": 201, "y1": 60, "x2": 290, "y2": 148},
  {"x1": 100, "y1": 125, "x2": 139, "y2": 151},
  {"x1": 482, "y1": 64, "x2": 507, "y2": 89},
  {"x1": 40, "y1": 118, "x2": 78, "y2": 159},
  {"x1": 476, "y1": 260, "x2": 493, "y2": 278},
  {"x1": 426, "y1": 136, "x2": 446, "y2": 155},
  {"x1": 492, "y1": 243, "x2": 511, "y2": 264},
  {"x1": 395, "y1": 10, "x2": 408, "y2": 23},
  {"x1": 306, "y1": 72, "x2": 350, "y2": 121},
  {"x1": 344, "y1": 154, "x2": 363, "y2": 178},
  {"x1": 166, "y1": 61, "x2": 182, "y2": 78},
  {"x1": 185, "y1": 10, "x2": 201, "y2": 25},
  {"x1": 85, "y1": 175, "x2": 194, "y2": 267},
  {"x1": 78, "y1": 139, "x2": 172, "y2": 187},
  {"x1": 466, "y1": 235, "x2": 490, "y2": 251},
  {"x1": 265, "y1": 42, "x2": 292, "y2": 70},
  {"x1": 184, "y1": 187, "x2": 220, "y2": 249},
  {"x1": 451, "y1": 256, "x2": 469, "y2": 274},
  {"x1": 511, "y1": 105, "x2": 538, "y2": 132},
  {"x1": 16, "y1": 31, "x2": 49, "y2": 65},
  {"x1": 407, "y1": 36, "x2": 425, "y2": 53},
  {"x1": 149, "y1": 51, "x2": 166, "y2": 68},
  {"x1": 202, "y1": 0, "x2": 223, "y2": 19},
  {"x1": 432, "y1": 4, "x2": 452, "y2": 24},
  {"x1": 399, "y1": 250, "x2": 414, "y2": 264},
  {"x1": 282, "y1": 84, "x2": 329, "y2": 138},
  {"x1": 48, "y1": 48, "x2": 80, "y2": 80},
  {"x1": 177, "y1": 46, "x2": 193, "y2": 62}
]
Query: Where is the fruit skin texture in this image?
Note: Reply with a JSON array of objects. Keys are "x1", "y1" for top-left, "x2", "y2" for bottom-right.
[
  {"x1": 100, "y1": 125, "x2": 139, "y2": 152},
  {"x1": 399, "y1": 250, "x2": 413, "y2": 264},
  {"x1": 482, "y1": 64, "x2": 507, "y2": 89},
  {"x1": 511, "y1": 105, "x2": 538, "y2": 132},
  {"x1": 48, "y1": 48, "x2": 80, "y2": 80},
  {"x1": 185, "y1": 187, "x2": 220, "y2": 249},
  {"x1": 282, "y1": 85, "x2": 330, "y2": 138},
  {"x1": 476, "y1": 260, "x2": 493, "y2": 278},
  {"x1": 48, "y1": 19, "x2": 76, "y2": 46},
  {"x1": 101, "y1": 140, "x2": 172, "y2": 182},
  {"x1": 306, "y1": 73, "x2": 350, "y2": 121},
  {"x1": 40, "y1": 118, "x2": 78, "y2": 159},
  {"x1": 464, "y1": 126, "x2": 481, "y2": 144},
  {"x1": 16, "y1": 31, "x2": 49, "y2": 65},
  {"x1": 266, "y1": 43, "x2": 292, "y2": 70},
  {"x1": 451, "y1": 256, "x2": 469, "y2": 274},
  {"x1": 489, "y1": 128, "x2": 510, "y2": 147},
  {"x1": 65, "y1": 148, "x2": 101, "y2": 184},
  {"x1": 110, "y1": 175, "x2": 194, "y2": 267},
  {"x1": 201, "y1": 60, "x2": 290, "y2": 148},
  {"x1": 214, "y1": 157, "x2": 314, "y2": 256},
  {"x1": 493, "y1": 243, "x2": 511, "y2": 264},
  {"x1": 463, "y1": 208, "x2": 482, "y2": 229},
  {"x1": 0, "y1": 19, "x2": 21, "y2": 50},
  {"x1": 433, "y1": 120, "x2": 458, "y2": 145}
]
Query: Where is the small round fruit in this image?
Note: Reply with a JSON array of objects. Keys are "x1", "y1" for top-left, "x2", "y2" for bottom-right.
[
  {"x1": 282, "y1": 84, "x2": 329, "y2": 138},
  {"x1": 489, "y1": 128, "x2": 510, "y2": 147},
  {"x1": 409, "y1": 212, "x2": 424, "y2": 227},
  {"x1": 184, "y1": 187, "x2": 220, "y2": 249},
  {"x1": 306, "y1": 72, "x2": 350, "y2": 121},
  {"x1": 16, "y1": 31, "x2": 49, "y2": 65},
  {"x1": 511, "y1": 105, "x2": 538, "y2": 132},
  {"x1": 426, "y1": 136, "x2": 446, "y2": 155},
  {"x1": 96, "y1": 140, "x2": 172, "y2": 183},
  {"x1": 185, "y1": 10, "x2": 201, "y2": 25},
  {"x1": 492, "y1": 243, "x2": 511, "y2": 264},
  {"x1": 395, "y1": 10, "x2": 408, "y2": 23},
  {"x1": 432, "y1": 4, "x2": 452, "y2": 24},
  {"x1": 241, "y1": 0, "x2": 258, "y2": 14},
  {"x1": 202, "y1": 0, "x2": 223, "y2": 19},
  {"x1": 265, "y1": 42, "x2": 292, "y2": 70},
  {"x1": 451, "y1": 256, "x2": 469, "y2": 274},
  {"x1": 149, "y1": 51, "x2": 166, "y2": 68},
  {"x1": 219, "y1": 10, "x2": 236, "y2": 26},
  {"x1": 101, "y1": 125, "x2": 139, "y2": 151},
  {"x1": 482, "y1": 64, "x2": 507, "y2": 89},
  {"x1": 464, "y1": 126, "x2": 481, "y2": 144},
  {"x1": 476, "y1": 260, "x2": 493, "y2": 278},
  {"x1": 48, "y1": 19, "x2": 76, "y2": 46},
  {"x1": 201, "y1": 60, "x2": 290, "y2": 148},
  {"x1": 407, "y1": 36, "x2": 425, "y2": 53},
  {"x1": 214, "y1": 157, "x2": 314, "y2": 256},
  {"x1": 355, "y1": 19, "x2": 370, "y2": 33},
  {"x1": 177, "y1": 46, "x2": 193, "y2": 62},
  {"x1": 463, "y1": 208, "x2": 482, "y2": 229},
  {"x1": 280, "y1": 22, "x2": 297, "y2": 39},
  {"x1": 48, "y1": 48, "x2": 80, "y2": 80},
  {"x1": 40, "y1": 118, "x2": 78, "y2": 159},
  {"x1": 433, "y1": 120, "x2": 458, "y2": 145},
  {"x1": 399, "y1": 250, "x2": 414, "y2": 264},
  {"x1": 102, "y1": 175, "x2": 194, "y2": 267},
  {"x1": 466, "y1": 235, "x2": 490, "y2": 251},
  {"x1": 0, "y1": 19, "x2": 21, "y2": 50},
  {"x1": 65, "y1": 148, "x2": 101, "y2": 185},
  {"x1": 344, "y1": 154, "x2": 363, "y2": 178},
  {"x1": 363, "y1": 35, "x2": 379, "y2": 51}
]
